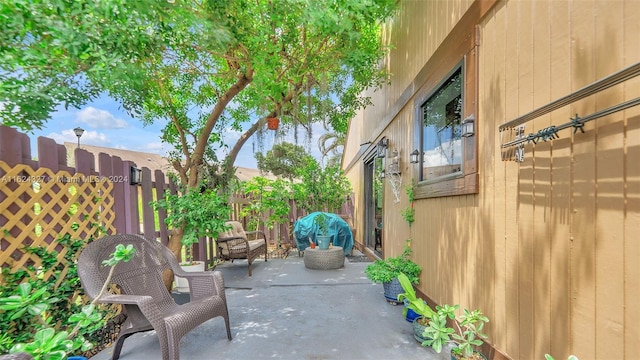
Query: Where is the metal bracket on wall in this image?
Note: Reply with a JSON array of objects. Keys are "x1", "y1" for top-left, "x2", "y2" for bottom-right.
[
  {"x1": 514, "y1": 125, "x2": 525, "y2": 163},
  {"x1": 500, "y1": 97, "x2": 640, "y2": 162}
]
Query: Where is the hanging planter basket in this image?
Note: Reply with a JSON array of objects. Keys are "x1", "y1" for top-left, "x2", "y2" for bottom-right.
[{"x1": 267, "y1": 117, "x2": 279, "y2": 130}]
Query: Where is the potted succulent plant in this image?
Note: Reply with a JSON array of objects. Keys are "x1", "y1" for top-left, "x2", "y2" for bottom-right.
[
  {"x1": 421, "y1": 304, "x2": 490, "y2": 360},
  {"x1": 314, "y1": 213, "x2": 331, "y2": 250},
  {"x1": 364, "y1": 245, "x2": 421, "y2": 304},
  {"x1": 0, "y1": 244, "x2": 136, "y2": 359},
  {"x1": 396, "y1": 272, "x2": 435, "y2": 342}
]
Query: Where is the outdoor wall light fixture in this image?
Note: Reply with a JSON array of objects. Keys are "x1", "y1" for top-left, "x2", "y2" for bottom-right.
[
  {"x1": 379, "y1": 169, "x2": 385, "y2": 179},
  {"x1": 376, "y1": 138, "x2": 388, "y2": 158},
  {"x1": 130, "y1": 166, "x2": 143, "y2": 185},
  {"x1": 462, "y1": 114, "x2": 475, "y2": 137},
  {"x1": 409, "y1": 149, "x2": 420, "y2": 164}
]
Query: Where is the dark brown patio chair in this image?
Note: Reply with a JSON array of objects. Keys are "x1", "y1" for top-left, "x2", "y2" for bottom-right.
[
  {"x1": 77, "y1": 234, "x2": 232, "y2": 360},
  {"x1": 0, "y1": 354, "x2": 33, "y2": 360},
  {"x1": 216, "y1": 221, "x2": 267, "y2": 276}
]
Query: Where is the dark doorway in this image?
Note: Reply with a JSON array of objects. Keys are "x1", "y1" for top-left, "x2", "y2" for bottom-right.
[{"x1": 364, "y1": 154, "x2": 383, "y2": 257}]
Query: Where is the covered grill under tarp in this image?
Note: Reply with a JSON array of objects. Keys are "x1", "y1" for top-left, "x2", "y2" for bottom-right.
[{"x1": 294, "y1": 212, "x2": 353, "y2": 255}]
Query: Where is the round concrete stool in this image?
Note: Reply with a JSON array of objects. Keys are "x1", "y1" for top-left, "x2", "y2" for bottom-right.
[{"x1": 303, "y1": 246, "x2": 345, "y2": 270}]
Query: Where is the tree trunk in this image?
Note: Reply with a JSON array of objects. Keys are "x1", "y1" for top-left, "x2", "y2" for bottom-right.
[
  {"x1": 163, "y1": 227, "x2": 185, "y2": 291},
  {"x1": 163, "y1": 67, "x2": 254, "y2": 291},
  {"x1": 225, "y1": 84, "x2": 303, "y2": 170},
  {"x1": 226, "y1": 117, "x2": 266, "y2": 174}
]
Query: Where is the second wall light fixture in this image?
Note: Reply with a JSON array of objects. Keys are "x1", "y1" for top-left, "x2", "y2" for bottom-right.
[{"x1": 409, "y1": 149, "x2": 420, "y2": 164}]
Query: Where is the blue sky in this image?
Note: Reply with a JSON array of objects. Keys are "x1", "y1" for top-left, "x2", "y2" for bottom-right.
[{"x1": 29, "y1": 94, "x2": 326, "y2": 169}]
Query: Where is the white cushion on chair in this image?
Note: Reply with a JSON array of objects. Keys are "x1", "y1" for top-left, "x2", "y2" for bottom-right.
[
  {"x1": 217, "y1": 220, "x2": 267, "y2": 276},
  {"x1": 218, "y1": 221, "x2": 266, "y2": 256},
  {"x1": 220, "y1": 221, "x2": 246, "y2": 239}
]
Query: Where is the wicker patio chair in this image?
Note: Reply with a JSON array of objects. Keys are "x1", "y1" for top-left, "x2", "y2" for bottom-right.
[
  {"x1": 216, "y1": 221, "x2": 267, "y2": 276},
  {"x1": 0, "y1": 354, "x2": 33, "y2": 360},
  {"x1": 77, "y1": 234, "x2": 232, "y2": 360}
]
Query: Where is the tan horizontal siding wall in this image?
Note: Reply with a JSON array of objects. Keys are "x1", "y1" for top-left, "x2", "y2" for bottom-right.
[
  {"x1": 344, "y1": 0, "x2": 474, "y2": 251},
  {"x1": 345, "y1": 0, "x2": 640, "y2": 359},
  {"x1": 343, "y1": 0, "x2": 473, "y2": 163}
]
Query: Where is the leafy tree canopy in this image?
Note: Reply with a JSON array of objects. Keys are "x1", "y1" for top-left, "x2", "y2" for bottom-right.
[
  {"x1": 106, "y1": 0, "x2": 397, "y2": 188},
  {"x1": 240, "y1": 176, "x2": 291, "y2": 233},
  {"x1": 318, "y1": 128, "x2": 346, "y2": 167},
  {"x1": 1, "y1": 0, "x2": 395, "y2": 261},
  {"x1": 255, "y1": 142, "x2": 314, "y2": 180},
  {"x1": 292, "y1": 159, "x2": 352, "y2": 213},
  {"x1": 0, "y1": 0, "x2": 219, "y2": 131}
]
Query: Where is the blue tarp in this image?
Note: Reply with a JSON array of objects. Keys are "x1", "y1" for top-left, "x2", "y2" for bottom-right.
[{"x1": 294, "y1": 212, "x2": 353, "y2": 255}]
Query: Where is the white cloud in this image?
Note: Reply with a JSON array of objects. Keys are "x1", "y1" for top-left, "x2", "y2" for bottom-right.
[
  {"x1": 423, "y1": 139, "x2": 462, "y2": 166},
  {"x1": 48, "y1": 129, "x2": 111, "y2": 147},
  {"x1": 76, "y1": 107, "x2": 128, "y2": 129},
  {"x1": 222, "y1": 127, "x2": 243, "y2": 143}
]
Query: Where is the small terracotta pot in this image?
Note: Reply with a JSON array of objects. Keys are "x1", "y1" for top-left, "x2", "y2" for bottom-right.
[{"x1": 267, "y1": 117, "x2": 279, "y2": 130}]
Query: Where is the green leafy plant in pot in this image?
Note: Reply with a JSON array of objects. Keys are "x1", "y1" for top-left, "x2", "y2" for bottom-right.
[
  {"x1": 153, "y1": 187, "x2": 230, "y2": 265},
  {"x1": 396, "y1": 272, "x2": 435, "y2": 342},
  {"x1": 314, "y1": 213, "x2": 331, "y2": 249},
  {"x1": 364, "y1": 244, "x2": 421, "y2": 304},
  {"x1": 152, "y1": 186, "x2": 230, "y2": 291},
  {"x1": 421, "y1": 304, "x2": 490, "y2": 360}
]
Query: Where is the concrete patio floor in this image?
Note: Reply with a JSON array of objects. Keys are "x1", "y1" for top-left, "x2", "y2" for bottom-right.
[{"x1": 89, "y1": 250, "x2": 451, "y2": 360}]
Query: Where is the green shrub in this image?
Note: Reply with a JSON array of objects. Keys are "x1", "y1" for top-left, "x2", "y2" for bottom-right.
[
  {"x1": 152, "y1": 186, "x2": 230, "y2": 263},
  {"x1": 0, "y1": 237, "x2": 135, "y2": 359},
  {"x1": 364, "y1": 246, "x2": 421, "y2": 284},
  {"x1": 0, "y1": 235, "x2": 103, "y2": 354}
]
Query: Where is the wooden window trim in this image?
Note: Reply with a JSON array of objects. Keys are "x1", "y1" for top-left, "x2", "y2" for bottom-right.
[
  {"x1": 344, "y1": 1, "x2": 496, "y2": 175},
  {"x1": 412, "y1": 25, "x2": 480, "y2": 200}
]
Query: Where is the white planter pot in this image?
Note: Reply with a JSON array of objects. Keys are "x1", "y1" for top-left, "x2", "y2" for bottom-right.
[{"x1": 174, "y1": 261, "x2": 205, "y2": 293}]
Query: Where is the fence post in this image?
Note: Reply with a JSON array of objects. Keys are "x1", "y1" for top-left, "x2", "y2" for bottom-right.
[
  {"x1": 140, "y1": 167, "x2": 155, "y2": 240},
  {"x1": 154, "y1": 170, "x2": 169, "y2": 246},
  {"x1": 109, "y1": 156, "x2": 126, "y2": 234},
  {"x1": 0, "y1": 126, "x2": 22, "y2": 167},
  {"x1": 122, "y1": 161, "x2": 140, "y2": 234},
  {"x1": 37, "y1": 137, "x2": 60, "y2": 171},
  {"x1": 74, "y1": 148, "x2": 95, "y2": 175}
]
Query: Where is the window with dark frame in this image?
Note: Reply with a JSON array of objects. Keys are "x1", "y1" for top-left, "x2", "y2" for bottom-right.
[
  {"x1": 412, "y1": 54, "x2": 478, "y2": 199},
  {"x1": 409, "y1": 19, "x2": 479, "y2": 199},
  {"x1": 420, "y1": 67, "x2": 463, "y2": 182}
]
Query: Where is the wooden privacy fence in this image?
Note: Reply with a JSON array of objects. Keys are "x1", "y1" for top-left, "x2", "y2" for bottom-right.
[
  {"x1": 0, "y1": 125, "x2": 174, "y2": 284},
  {"x1": 0, "y1": 160, "x2": 116, "y2": 284},
  {"x1": 0, "y1": 125, "x2": 354, "y2": 282}
]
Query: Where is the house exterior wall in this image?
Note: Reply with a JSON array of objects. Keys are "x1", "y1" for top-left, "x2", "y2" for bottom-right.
[{"x1": 343, "y1": 1, "x2": 640, "y2": 359}]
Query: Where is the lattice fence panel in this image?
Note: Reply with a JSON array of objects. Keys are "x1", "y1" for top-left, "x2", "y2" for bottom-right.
[{"x1": 0, "y1": 161, "x2": 116, "y2": 285}]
